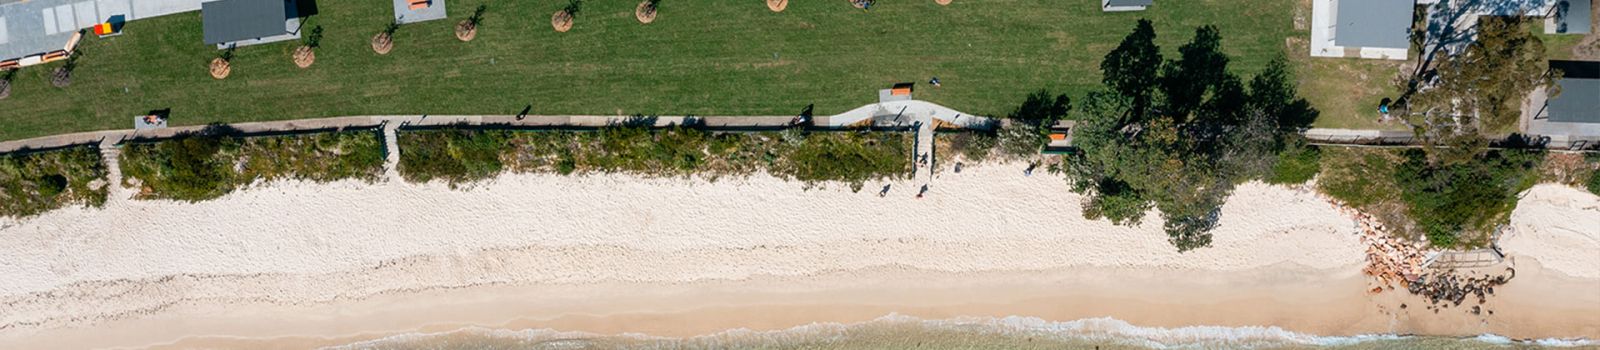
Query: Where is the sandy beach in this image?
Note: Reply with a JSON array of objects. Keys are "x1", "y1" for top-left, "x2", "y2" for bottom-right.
[{"x1": 0, "y1": 161, "x2": 1596, "y2": 349}]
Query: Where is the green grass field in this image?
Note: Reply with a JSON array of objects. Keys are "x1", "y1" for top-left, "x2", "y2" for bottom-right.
[{"x1": 0, "y1": 0, "x2": 1294, "y2": 141}]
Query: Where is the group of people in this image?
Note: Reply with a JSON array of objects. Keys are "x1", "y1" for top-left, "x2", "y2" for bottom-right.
[{"x1": 851, "y1": 0, "x2": 875, "y2": 10}]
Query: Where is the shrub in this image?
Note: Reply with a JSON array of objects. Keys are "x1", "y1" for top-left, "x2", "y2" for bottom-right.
[
  {"x1": 405, "y1": 127, "x2": 912, "y2": 188},
  {"x1": 1393, "y1": 149, "x2": 1542, "y2": 248},
  {"x1": 1316, "y1": 148, "x2": 1401, "y2": 208},
  {"x1": 1266, "y1": 145, "x2": 1321, "y2": 185},
  {"x1": 998, "y1": 124, "x2": 1046, "y2": 159},
  {"x1": 121, "y1": 135, "x2": 236, "y2": 201},
  {"x1": 1588, "y1": 169, "x2": 1600, "y2": 196},
  {"x1": 123, "y1": 130, "x2": 385, "y2": 200},
  {"x1": 37, "y1": 174, "x2": 69, "y2": 197},
  {"x1": 397, "y1": 129, "x2": 511, "y2": 185},
  {"x1": 0, "y1": 146, "x2": 108, "y2": 217},
  {"x1": 776, "y1": 131, "x2": 912, "y2": 188}
]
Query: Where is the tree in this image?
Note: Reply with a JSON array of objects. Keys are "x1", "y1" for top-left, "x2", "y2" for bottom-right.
[
  {"x1": 1248, "y1": 55, "x2": 1318, "y2": 132},
  {"x1": 1100, "y1": 19, "x2": 1161, "y2": 118},
  {"x1": 1405, "y1": 17, "x2": 1551, "y2": 145},
  {"x1": 1160, "y1": 25, "x2": 1230, "y2": 121},
  {"x1": 1067, "y1": 23, "x2": 1319, "y2": 252}
]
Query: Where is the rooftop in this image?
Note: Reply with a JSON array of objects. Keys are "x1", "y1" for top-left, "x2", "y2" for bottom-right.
[
  {"x1": 1547, "y1": 60, "x2": 1600, "y2": 124},
  {"x1": 1554, "y1": 0, "x2": 1591, "y2": 34},
  {"x1": 1106, "y1": 0, "x2": 1155, "y2": 7},
  {"x1": 1333, "y1": 0, "x2": 1413, "y2": 49},
  {"x1": 201, "y1": 0, "x2": 291, "y2": 45}
]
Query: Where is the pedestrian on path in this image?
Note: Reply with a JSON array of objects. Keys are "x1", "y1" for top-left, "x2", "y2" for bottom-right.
[
  {"x1": 916, "y1": 184, "x2": 929, "y2": 199},
  {"x1": 879, "y1": 184, "x2": 891, "y2": 197},
  {"x1": 1024, "y1": 162, "x2": 1038, "y2": 176}
]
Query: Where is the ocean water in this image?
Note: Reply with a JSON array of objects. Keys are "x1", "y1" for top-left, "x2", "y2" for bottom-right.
[{"x1": 323, "y1": 315, "x2": 1599, "y2": 350}]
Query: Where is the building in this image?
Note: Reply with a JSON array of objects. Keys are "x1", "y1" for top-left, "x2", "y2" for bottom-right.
[
  {"x1": 1547, "y1": 0, "x2": 1591, "y2": 34},
  {"x1": 1528, "y1": 60, "x2": 1600, "y2": 149},
  {"x1": 201, "y1": 0, "x2": 300, "y2": 49},
  {"x1": 1102, "y1": 0, "x2": 1153, "y2": 12},
  {"x1": 1310, "y1": 0, "x2": 1415, "y2": 60}
]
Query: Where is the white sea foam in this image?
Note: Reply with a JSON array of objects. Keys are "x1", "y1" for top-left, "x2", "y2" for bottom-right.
[
  {"x1": 326, "y1": 314, "x2": 1600, "y2": 349},
  {"x1": 326, "y1": 314, "x2": 1600, "y2": 350}
]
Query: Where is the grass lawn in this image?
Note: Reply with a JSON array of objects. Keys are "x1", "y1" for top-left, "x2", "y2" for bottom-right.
[
  {"x1": 1286, "y1": 0, "x2": 1407, "y2": 131},
  {"x1": 0, "y1": 0, "x2": 1294, "y2": 141}
]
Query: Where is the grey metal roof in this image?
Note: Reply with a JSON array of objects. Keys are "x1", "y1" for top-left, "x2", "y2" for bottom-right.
[
  {"x1": 1334, "y1": 0, "x2": 1413, "y2": 49},
  {"x1": 1548, "y1": 60, "x2": 1600, "y2": 124},
  {"x1": 1106, "y1": 0, "x2": 1154, "y2": 6},
  {"x1": 202, "y1": 0, "x2": 288, "y2": 45},
  {"x1": 1555, "y1": 0, "x2": 1591, "y2": 34}
]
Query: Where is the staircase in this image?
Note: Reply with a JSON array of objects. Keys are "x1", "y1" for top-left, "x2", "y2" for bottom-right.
[
  {"x1": 98, "y1": 138, "x2": 126, "y2": 198},
  {"x1": 383, "y1": 121, "x2": 401, "y2": 179}
]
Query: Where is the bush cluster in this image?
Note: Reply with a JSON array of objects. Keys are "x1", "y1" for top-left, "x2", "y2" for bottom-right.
[
  {"x1": 121, "y1": 129, "x2": 384, "y2": 201},
  {"x1": 399, "y1": 125, "x2": 913, "y2": 189},
  {"x1": 0, "y1": 146, "x2": 108, "y2": 217}
]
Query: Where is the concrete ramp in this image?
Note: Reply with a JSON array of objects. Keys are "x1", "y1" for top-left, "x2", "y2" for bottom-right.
[{"x1": 823, "y1": 100, "x2": 995, "y2": 130}]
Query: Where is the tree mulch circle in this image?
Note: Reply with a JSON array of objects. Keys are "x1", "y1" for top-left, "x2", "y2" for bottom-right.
[
  {"x1": 636, "y1": 1, "x2": 657, "y2": 24},
  {"x1": 209, "y1": 58, "x2": 231, "y2": 80},
  {"x1": 936, "y1": 0, "x2": 952, "y2": 5},
  {"x1": 552, "y1": 11, "x2": 574, "y2": 32},
  {"x1": 293, "y1": 46, "x2": 315, "y2": 68},
  {"x1": 767, "y1": 0, "x2": 787, "y2": 12},
  {"x1": 372, "y1": 33, "x2": 394, "y2": 54},
  {"x1": 456, "y1": 20, "x2": 478, "y2": 41}
]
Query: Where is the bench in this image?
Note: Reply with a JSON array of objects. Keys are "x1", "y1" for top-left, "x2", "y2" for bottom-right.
[{"x1": 409, "y1": 0, "x2": 430, "y2": 10}]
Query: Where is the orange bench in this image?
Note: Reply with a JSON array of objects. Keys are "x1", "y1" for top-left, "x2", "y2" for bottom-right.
[
  {"x1": 41, "y1": 50, "x2": 69, "y2": 63},
  {"x1": 409, "y1": 0, "x2": 429, "y2": 10}
]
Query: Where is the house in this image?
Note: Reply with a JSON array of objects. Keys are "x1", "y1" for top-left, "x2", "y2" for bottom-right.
[
  {"x1": 1528, "y1": 60, "x2": 1600, "y2": 149},
  {"x1": 202, "y1": 0, "x2": 300, "y2": 49},
  {"x1": 1310, "y1": 0, "x2": 1415, "y2": 60},
  {"x1": 1544, "y1": 60, "x2": 1600, "y2": 124},
  {"x1": 1102, "y1": 0, "x2": 1153, "y2": 12},
  {"x1": 1547, "y1": 0, "x2": 1591, "y2": 34}
]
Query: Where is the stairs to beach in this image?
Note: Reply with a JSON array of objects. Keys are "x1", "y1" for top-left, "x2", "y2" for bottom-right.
[
  {"x1": 382, "y1": 121, "x2": 401, "y2": 179},
  {"x1": 97, "y1": 139, "x2": 126, "y2": 198}
]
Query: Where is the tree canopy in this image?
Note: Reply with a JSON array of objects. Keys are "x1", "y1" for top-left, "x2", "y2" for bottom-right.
[
  {"x1": 1405, "y1": 16, "x2": 1551, "y2": 157},
  {"x1": 1067, "y1": 22, "x2": 1317, "y2": 252}
]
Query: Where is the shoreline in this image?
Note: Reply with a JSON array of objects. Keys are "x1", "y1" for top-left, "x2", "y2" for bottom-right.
[
  {"x1": 1, "y1": 161, "x2": 1596, "y2": 348},
  {"x1": 12, "y1": 261, "x2": 1598, "y2": 350}
]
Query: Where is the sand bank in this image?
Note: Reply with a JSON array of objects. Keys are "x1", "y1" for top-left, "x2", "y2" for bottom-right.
[{"x1": 0, "y1": 162, "x2": 1595, "y2": 349}]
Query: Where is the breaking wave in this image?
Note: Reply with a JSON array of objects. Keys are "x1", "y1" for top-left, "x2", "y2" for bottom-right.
[{"x1": 324, "y1": 314, "x2": 1598, "y2": 349}]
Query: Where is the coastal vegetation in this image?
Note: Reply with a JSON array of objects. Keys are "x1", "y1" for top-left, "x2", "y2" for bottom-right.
[
  {"x1": 120, "y1": 128, "x2": 385, "y2": 201},
  {"x1": 0, "y1": 0, "x2": 1295, "y2": 141},
  {"x1": 996, "y1": 90, "x2": 1071, "y2": 159},
  {"x1": 1064, "y1": 20, "x2": 1317, "y2": 251},
  {"x1": 399, "y1": 125, "x2": 911, "y2": 190},
  {"x1": 0, "y1": 146, "x2": 108, "y2": 217},
  {"x1": 1317, "y1": 147, "x2": 1544, "y2": 248},
  {"x1": 1338, "y1": 15, "x2": 1558, "y2": 248},
  {"x1": 935, "y1": 131, "x2": 999, "y2": 164}
]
